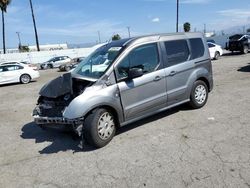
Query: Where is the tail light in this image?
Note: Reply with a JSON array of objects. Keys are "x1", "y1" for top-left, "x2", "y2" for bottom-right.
[{"x1": 29, "y1": 64, "x2": 38, "y2": 70}]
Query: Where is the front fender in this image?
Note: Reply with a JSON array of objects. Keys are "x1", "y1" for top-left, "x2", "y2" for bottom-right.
[{"x1": 63, "y1": 84, "x2": 124, "y2": 123}]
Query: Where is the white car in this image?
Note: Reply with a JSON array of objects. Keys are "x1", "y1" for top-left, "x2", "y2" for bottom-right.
[
  {"x1": 40, "y1": 56, "x2": 72, "y2": 69},
  {"x1": 0, "y1": 61, "x2": 38, "y2": 70},
  {"x1": 207, "y1": 42, "x2": 223, "y2": 60},
  {"x1": 0, "y1": 64, "x2": 40, "y2": 85}
]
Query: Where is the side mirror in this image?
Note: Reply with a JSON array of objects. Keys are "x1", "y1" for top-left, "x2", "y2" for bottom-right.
[{"x1": 128, "y1": 68, "x2": 143, "y2": 79}]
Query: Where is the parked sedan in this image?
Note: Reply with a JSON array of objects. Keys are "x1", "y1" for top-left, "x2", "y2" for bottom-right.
[
  {"x1": 40, "y1": 56, "x2": 71, "y2": 69},
  {"x1": 0, "y1": 64, "x2": 40, "y2": 85},
  {"x1": 0, "y1": 61, "x2": 38, "y2": 70},
  {"x1": 207, "y1": 42, "x2": 223, "y2": 60},
  {"x1": 59, "y1": 57, "x2": 85, "y2": 71}
]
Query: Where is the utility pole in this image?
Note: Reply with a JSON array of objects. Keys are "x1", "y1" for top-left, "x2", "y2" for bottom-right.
[
  {"x1": 16, "y1": 32, "x2": 22, "y2": 47},
  {"x1": 1, "y1": 10, "x2": 5, "y2": 54},
  {"x1": 29, "y1": 0, "x2": 40, "y2": 51},
  {"x1": 97, "y1": 31, "x2": 101, "y2": 43},
  {"x1": 203, "y1": 24, "x2": 206, "y2": 34},
  {"x1": 127, "y1": 26, "x2": 131, "y2": 38},
  {"x1": 176, "y1": 0, "x2": 179, "y2": 32}
]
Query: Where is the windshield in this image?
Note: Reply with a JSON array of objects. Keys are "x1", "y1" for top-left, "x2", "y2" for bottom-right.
[
  {"x1": 47, "y1": 58, "x2": 56, "y2": 62},
  {"x1": 229, "y1": 34, "x2": 243, "y2": 40},
  {"x1": 73, "y1": 45, "x2": 123, "y2": 79}
]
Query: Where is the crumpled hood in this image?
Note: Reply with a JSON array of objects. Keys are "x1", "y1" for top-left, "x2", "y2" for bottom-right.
[{"x1": 39, "y1": 73, "x2": 72, "y2": 98}]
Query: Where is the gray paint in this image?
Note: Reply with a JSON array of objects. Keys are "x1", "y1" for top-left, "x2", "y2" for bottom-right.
[{"x1": 34, "y1": 32, "x2": 213, "y2": 129}]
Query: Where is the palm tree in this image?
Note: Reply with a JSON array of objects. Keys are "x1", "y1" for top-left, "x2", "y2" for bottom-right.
[
  {"x1": 183, "y1": 22, "x2": 191, "y2": 32},
  {"x1": 29, "y1": 0, "x2": 40, "y2": 51},
  {"x1": 0, "y1": 0, "x2": 11, "y2": 54}
]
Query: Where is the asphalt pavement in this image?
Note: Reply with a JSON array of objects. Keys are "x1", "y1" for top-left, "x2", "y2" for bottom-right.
[{"x1": 0, "y1": 53, "x2": 250, "y2": 188}]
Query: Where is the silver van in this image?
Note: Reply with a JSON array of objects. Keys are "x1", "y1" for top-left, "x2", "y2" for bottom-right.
[{"x1": 33, "y1": 32, "x2": 213, "y2": 148}]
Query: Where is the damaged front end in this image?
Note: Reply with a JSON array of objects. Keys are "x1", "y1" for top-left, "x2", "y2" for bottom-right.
[{"x1": 33, "y1": 73, "x2": 95, "y2": 133}]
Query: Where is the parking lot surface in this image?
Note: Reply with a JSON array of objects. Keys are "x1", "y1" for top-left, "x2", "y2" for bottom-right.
[{"x1": 0, "y1": 54, "x2": 250, "y2": 188}]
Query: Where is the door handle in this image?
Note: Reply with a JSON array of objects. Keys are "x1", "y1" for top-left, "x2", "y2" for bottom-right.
[
  {"x1": 169, "y1": 71, "x2": 177, "y2": 76},
  {"x1": 153, "y1": 76, "x2": 161, "y2": 81}
]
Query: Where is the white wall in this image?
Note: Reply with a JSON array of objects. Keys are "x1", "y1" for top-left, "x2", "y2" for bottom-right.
[{"x1": 0, "y1": 44, "x2": 103, "y2": 64}]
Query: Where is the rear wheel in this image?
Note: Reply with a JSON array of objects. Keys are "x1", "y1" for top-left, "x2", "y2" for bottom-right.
[
  {"x1": 214, "y1": 51, "x2": 220, "y2": 60},
  {"x1": 189, "y1": 80, "x2": 208, "y2": 109},
  {"x1": 84, "y1": 108, "x2": 116, "y2": 148},
  {"x1": 20, "y1": 74, "x2": 31, "y2": 84},
  {"x1": 243, "y1": 45, "x2": 248, "y2": 54},
  {"x1": 65, "y1": 66, "x2": 71, "y2": 71}
]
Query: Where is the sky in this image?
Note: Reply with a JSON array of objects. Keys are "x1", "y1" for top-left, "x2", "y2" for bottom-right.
[{"x1": 2, "y1": 0, "x2": 250, "y2": 48}]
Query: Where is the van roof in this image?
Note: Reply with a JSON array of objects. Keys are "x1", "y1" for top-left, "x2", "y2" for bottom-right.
[{"x1": 118, "y1": 32, "x2": 204, "y2": 47}]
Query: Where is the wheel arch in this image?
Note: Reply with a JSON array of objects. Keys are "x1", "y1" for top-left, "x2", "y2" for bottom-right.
[
  {"x1": 196, "y1": 77, "x2": 210, "y2": 92},
  {"x1": 86, "y1": 105, "x2": 121, "y2": 127},
  {"x1": 215, "y1": 51, "x2": 221, "y2": 55}
]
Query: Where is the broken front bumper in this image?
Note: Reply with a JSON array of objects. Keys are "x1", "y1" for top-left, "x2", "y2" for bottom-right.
[
  {"x1": 33, "y1": 115, "x2": 81, "y2": 125},
  {"x1": 32, "y1": 106, "x2": 83, "y2": 132}
]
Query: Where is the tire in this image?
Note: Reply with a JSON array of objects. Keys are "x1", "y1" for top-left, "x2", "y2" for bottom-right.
[
  {"x1": 84, "y1": 108, "x2": 116, "y2": 148},
  {"x1": 242, "y1": 46, "x2": 248, "y2": 54},
  {"x1": 48, "y1": 64, "x2": 53, "y2": 69},
  {"x1": 20, "y1": 74, "x2": 31, "y2": 84},
  {"x1": 189, "y1": 80, "x2": 208, "y2": 109},
  {"x1": 59, "y1": 66, "x2": 64, "y2": 71},
  {"x1": 65, "y1": 66, "x2": 70, "y2": 72},
  {"x1": 214, "y1": 51, "x2": 220, "y2": 60}
]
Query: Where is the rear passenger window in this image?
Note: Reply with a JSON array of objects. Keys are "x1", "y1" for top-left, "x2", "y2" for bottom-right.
[
  {"x1": 189, "y1": 38, "x2": 205, "y2": 59},
  {"x1": 164, "y1": 40, "x2": 190, "y2": 66}
]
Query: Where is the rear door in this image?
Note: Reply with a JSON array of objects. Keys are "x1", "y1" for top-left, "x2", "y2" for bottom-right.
[
  {"x1": 53, "y1": 57, "x2": 61, "y2": 67},
  {"x1": 161, "y1": 39, "x2": 193, "y2": 106},
  {"x1": 0, "y1": 65, "x2": 20, "y2": 83},
  {"x1": 115, "y1": 43, "x2": 167, "y2": 121}
]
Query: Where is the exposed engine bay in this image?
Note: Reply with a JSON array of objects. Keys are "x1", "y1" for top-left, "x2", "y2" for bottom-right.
[{"x1": 33, "y1": 73, "x2": 95, "y2": 126}]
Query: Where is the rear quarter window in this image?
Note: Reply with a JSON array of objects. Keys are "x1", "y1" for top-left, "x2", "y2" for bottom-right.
[
  {"x1": 189, "y1": 38, "x2": 205, "y2": 59},
  {"x1": 164, "y1": 40, "x2": 190, "y2": 67},
  {"x1": 207, "y1": 43, "x2": 215, "y2": 48}
]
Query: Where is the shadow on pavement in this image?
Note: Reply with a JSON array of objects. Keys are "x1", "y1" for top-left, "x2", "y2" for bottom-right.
[
  {"x1": 21, "y1": 104, "x2": 190, "y2": 154},
  {"x1": 21, "y1": 122, "x2": 85, "y2": 154},
  {"x1": 117, "y1": 104, "x2": 189, "y2": 135},
  {"x1": 223, "y1": 51, "x2": 247, "y2": 56},
  {"x1": 238, "y1": 63, "x2": 250, "y2": 72},
  {"x1": 0, "y1": 81, "x2": 37, "y2": 87}
]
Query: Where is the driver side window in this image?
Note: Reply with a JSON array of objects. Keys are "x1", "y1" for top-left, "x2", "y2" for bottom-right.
[{"x1": 116, "y1": 43, "x2": 159, "y2": 81}]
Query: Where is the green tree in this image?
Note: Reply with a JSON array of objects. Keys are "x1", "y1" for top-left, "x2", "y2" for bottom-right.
[
  {"x1": 0, "y1": 0, "x2": 11, "y2": 54},
  {"x1": 112, "y1": 34, "x2": 121, "y2": 41},
  {"x1": 183, "y1": 22, "x2": 191, "y2": 32},
  {"x1": 19, "y1": 45, "x2": 30, "y2": 52}
]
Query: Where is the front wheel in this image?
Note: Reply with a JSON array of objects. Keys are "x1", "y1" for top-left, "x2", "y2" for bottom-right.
[
  {"x1": 20, "y1": 74, "x2": 31, "y2": 84},
  {"x1": 84, "y1": 108, "x2": 116, "y2": 148},
  {"x1": 189, "y1": 80, "x2": 208, "y2": 109}
]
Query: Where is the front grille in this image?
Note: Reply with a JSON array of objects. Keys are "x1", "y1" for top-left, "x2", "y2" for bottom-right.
[{"x1": 39, "y1": 105, "x2": 64, "y2": 117}]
